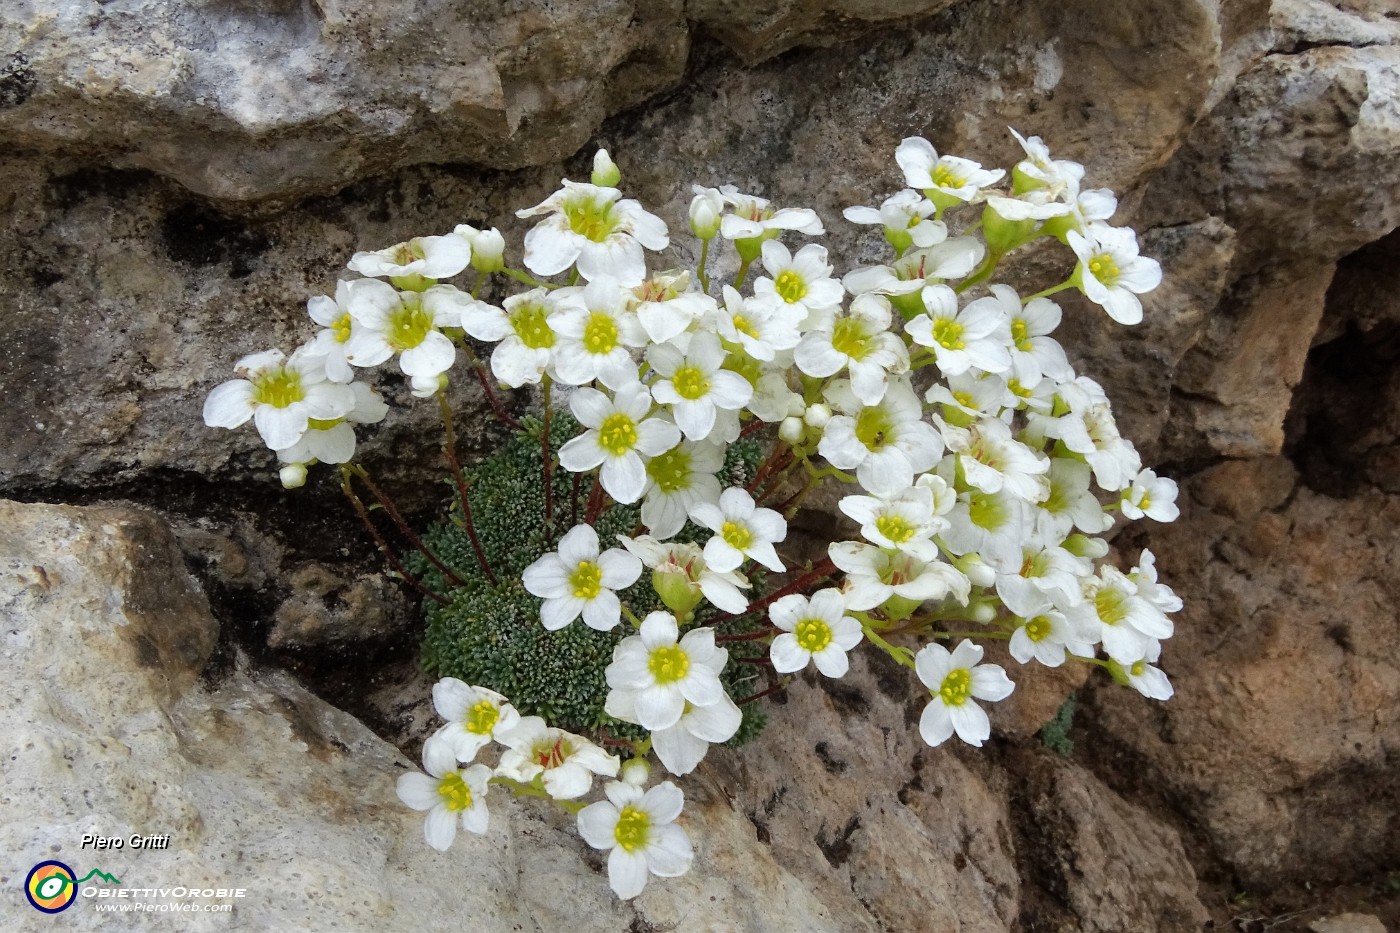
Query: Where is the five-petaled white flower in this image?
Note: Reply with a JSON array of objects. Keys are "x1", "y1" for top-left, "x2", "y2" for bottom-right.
[
  {"x1": 639, "y1": 440, "x2": 725, "y2": 539},
  {"x1": 768, "y1": 588, "x2": 863, "y2": 678},
  {"x1": 550, "y1": 278, "x2": 649, "y2": 390},
  {"x1": 830, "y1": 541, "x2": 971, "y2": 612},
  {"x1": 605, "y1": 611, "x2": 727, "y2": 732},
  {"x1": 1119, "y1": 468, "x2": 1180, "y2": 522},
  {"x1": 517, "y1": 179, "x2": 668, "y2": 286},
  {"x1": 343, "y1": 279, "x2": 474, "y2": 381},
  {"x1": 496, "y1": 717, "x2": 620, "y2": 799},
  {"x1": 690, "y1": 486, "x2": 787, "y2": 573},
  {"x1": 396, "y1": 732, "x2": 492, "y2": 850},
  {"x1": 796, "y1": 293, "x2": 909, "y2": 405},
  {"x1": 648, "y1": 333, "x2": 753, "y2": 442},
  {"x1": 896, "y1": 137, "x2": 1006, "y2": 208},
  {"x1": 523, "y1": 524, "x2": 643, "y2": 631},
  {"x1": 459, "y1": 287, "x2": 559, "y2": 388},
  {"x1": 906, "y1": 284, "x2": 1012, "y2": 377},
  {"x1": 577, "y1": 780, "x2": 694, "y2": 899},
  {"x1": 349, "y1": 233, "x2": 472, "y2": 281},
  {"x1": 203, "y1": 347, "x2": 356, "y2": 451},
  {"x1": 305, "y1": 281, "x2": 357, "y2": 383},
  {"x1": 843, "y1": 189, "x2": 947, "y2": 253},
  {"x1": 1068, "y1": 224, "x2": 1162, "y2": 325},
  {"x1": 915, "y1": 639, "x2": 1015, "y2": 748},
  {"x1": 429, "y1": 679, "x2": 522, "y2": 762},
  {"x1": 618, "y1": 536, "x2": 751, "y2": 615},
  {"x1": 754, "y1": 241, "x2": 845, "y2": 323},
  {"x1": 558, "y1": 384, "x2": 681, "y2": 504}
]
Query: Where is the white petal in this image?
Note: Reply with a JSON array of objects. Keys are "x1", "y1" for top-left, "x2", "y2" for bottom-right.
[
  {"x1": 423, "y1": 805, "x2": 458, "y2": 851},
  {"x1": 203, "y1": 380, "x2": 255, "y2": 428},
  {"x1": 396, "y1": 773, "x2": 441, "y2": 811}
]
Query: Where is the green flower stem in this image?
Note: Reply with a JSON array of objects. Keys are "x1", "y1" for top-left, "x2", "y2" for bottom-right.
[
  {"x1": 1023, "y1": 280, "x2": 1074, "y2": 302},
  {"x1": 338, "y1": 466, "x2": 451, "y2": 605},
  {"x1": 347, "y1": 463, "x2": 471, "y2": 590},
  {"x1": 567, "y1": 268, "x2": 580, "y2": 286},
  {"x1": 857, "y1": 614, "x2": 916, "y2": 670},
  {"x1": 502, "y1": 268, "x2": 560, "y2": 290},
  {"x1": 697, "y1": 238, "x2": 712, "y2": 293},
  {"x1": 926, "y1": 630, "x2": 1012, "y2": 641},
  {"x1": 436, "y1": 392, "x2": 500, "y2": 586},
  {"x1": 954, "y1": 252, "x2": 1003, "y2": 294},
  {"x1": 801, "y1": 458, "x2": 858, "y2": 484},
  {"x1": 733, "y1": 257, "x2": 753, "y2": 291},
  {"x1": 621, "y1": 605, "x2": 644, "y2": 629},
  {"x1": 490, "y1": 776, "x2": 586, "y2": 815}
]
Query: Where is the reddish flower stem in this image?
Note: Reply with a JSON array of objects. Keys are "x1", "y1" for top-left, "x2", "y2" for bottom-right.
[
  {"x1": 436, "y1": 393, "x2": 499, "y2": 586},
  {"x1": 340, "y1": 472, "x2": 449, "y2": 605}
]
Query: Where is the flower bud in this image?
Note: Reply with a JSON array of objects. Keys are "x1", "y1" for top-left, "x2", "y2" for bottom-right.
[
  {"x1": 1063, "y1": 533, "x2": 1110, "y2": 559},
  {"x1": 411, "y1": 372, "x2": 448, "y2": 399},
  {"x1": 469, "y1": 227, "x2": 506, "y2": 273},
  {"x1": 279, "y1": 463, "x2": 308, "y2": 489},
  {"x1": 779, "y1": 416, "x2": 804, "y2": 444},
  {"x1": 653, "y1": 569, "x2": 703, "y2": 616},
  {"x1": 689, "y1": 190, "x2": 723, "y2": 240},
  {"x1": 803, "y1": 403, "x2": 832, "y2": 430},
  {"x1": 591, "y1": 150, "x2": 621, "y2": 188},
  {"x1": 951, "y1": 552, "x2": 997, "y2": 588},
  {"x1": 971, "y1": 602, "x2": 996, "y2": 624},
  {"x1": 620, "y1": 759, "x2": 651, "y2": 787}
]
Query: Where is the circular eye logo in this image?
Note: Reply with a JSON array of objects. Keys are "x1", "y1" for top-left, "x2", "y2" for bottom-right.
[{"x1": 25, "y1": 861, "x2": 78, "y2": 913}]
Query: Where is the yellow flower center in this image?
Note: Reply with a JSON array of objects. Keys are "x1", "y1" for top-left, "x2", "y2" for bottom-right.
[
  {"x1": 794, "y1": 617, "x2": 833, "y2": 653},
  {"x1": 672, "y1": 365, "x2": 710, "y2": 401},
  {"x1": 613, "y1": 805, "x2": 651, "y2": 852},
  {"x1": 387, "y1": 296, "x2": 434, "y2": 351},
  {"x1": 938, "y1": 668, "x2": 972, "y2": 706},
  {"x1": 1010, "y1": 318, "x2": 1033, "y2": 352},
  {"x1": 774, "y1": 269, "x2": 808, "y2": 303},
  {"x1": 952, "y1": 390, "x2": 975, "y2": 408},
  {"x1": 731, "y1": 314, "x2": 760, "y2": 339},
  {"x1": 332, "y1": 312, "x2": 353, "y2": 343},
  {"x1": 854, "y1": 407, "x2": 894, "y2": 450},
  {"x1": 510, "y1": 302, "x2": 555, "y2": 350},
  {"x1": 1129, "y1": 660, "x2": 1147, "y2": 677},
  {"x1": 830, "y1": 317, "x2": 871, "y2": 360},
  {"x1": 569, "y1": 561, "x2": 603, "y2": 600},
  {"x1": 597, "y1": 413, "x2": 638, "y2": 456},
  {"x1": 932, "y1": 164, "x2": 967, "y2": 189},
  {"x1": 1095, "y1": 587, "x2": 1128, "y2": 626},
  {"x1": 931, "y1": 317, "x2": 965, "y2": 350},
  {"x1": 565, "y1": 198, "x2": 617, "y2": 242},
  {"x1": 1024, "y1": 615, "x2": 1053, "y2": 643},
  {"x1": 251, "y1": 367, "x2": 306, "y2": 409},
  {"x1": 646, "y1": 446, "x2": 692, "y2": 493},
  {"x1": 1138, "y1": 492, "x2": 1152, "y2": 510},
  {"x1": 721, "y1": 520, "x2": 752, "y2": 552},
  {"x1": 582, "y1": 311, "x2": 619, "y2": 354},
  {"x1": 648, "y1": 645, "x2": 690, "y2": 684},
  {"x1": 465, "y1": 700, "x2": 499, "y2": 735},
  {"x1": 1087, "y1": 253, "x2": 1121, "y2": 285},
  {"x1": 875, "y1": 514, "x2": 916, "y2": 544},
  {"x1": 437, "y1": 772, "x2": 472, "y2": 812},
  {"x1": 1007, "y1": 378, "x2": 1031, "y2": 399}
]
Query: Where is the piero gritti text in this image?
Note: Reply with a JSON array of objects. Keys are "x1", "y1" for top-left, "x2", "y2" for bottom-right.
[{"x1": 81, "y1": 833, "x2": 172, "y2": 850}]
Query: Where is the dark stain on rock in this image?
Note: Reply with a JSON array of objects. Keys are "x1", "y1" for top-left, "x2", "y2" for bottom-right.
[
  {"x1": 160, "y1": 203, "x2": 271, "y2": 277},
  {"x1": 0, "y1": 53, "x2": 36, "y2": 108},
  {"x1": 815, "y1": 814, "x2": 861, "y2": 868},
  {"x1": 813, "y1": 740, "x2": 848, "y2": 775}
]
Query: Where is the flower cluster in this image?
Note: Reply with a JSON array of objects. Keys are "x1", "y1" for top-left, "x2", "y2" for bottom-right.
[{"x1": 206, "y1": 135, "x2": 1181, "y2": 899}]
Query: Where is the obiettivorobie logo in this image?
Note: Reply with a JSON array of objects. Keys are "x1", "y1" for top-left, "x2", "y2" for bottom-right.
[{"x1": 24, "y1": 861, "x2": 122, "y2": 914}]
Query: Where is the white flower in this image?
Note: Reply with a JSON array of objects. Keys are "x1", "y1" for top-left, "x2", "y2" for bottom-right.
[
  {"x1": 925, "y1": 372, "x2": 1015, "y2": 422},
  {"x1": 818, "y1": 378, "x2": 943, "y2": 496},
  {"x1": 748, "y1": 371, "x2": 806, "y2": 424},
  {"x1": 1071, "y1": 566, "x2": 1173, "y2": 664},
  {"x1": 940, "y1": 416, "x2": 1049, "y2": 502},
  {"x1": 1053, "y1": 395, "x2": 1141, "y2": 492},
  {"x1": 995, "y1": 544, "x2": 1091, "y2": 614},
  {"x1": 1122, "y1": 646, "x2": 1174, "y2": 701},
  {"x1": 604, "y1": 612, "x2": 727, "y2": 731},
  {"x1": 716, "y1": 185, "x2": 824, "y2": 242},
  {"x1": 838, "y1": 484, "x2": 950, "y2": 561},
  {"x1": 577, "y1": 781, "x2": 693, "y2": 899},
  {"x1": 459, "y1": 287, "x2": 558, "y2": 388},
  {"x1": 915, "y1": 640, "x2": 1015, "y2": 747},
  {"x1": 941, "y1": 486, "x2": 1030, "y2": 574},
  {"x1": 305, "y1": 281, "x2": 356, "y2": 383},
  {"x1": 1008, "y1": 600, "x2": 1095, "y2": 668},
  {"x1": 753, "y1": 241, "x2": 845, "y2": 321},
  {"x1": 984, "y1": 189, "x2": 1073, "y2": 223},
  {"x1": 1008, "y1": 128, "x2": 1084, "y2": 196},
  {"x1": 829, "y1": 541, "x2": 970, "y2": 612},
  {"x1": 630, "y1": 270, "x2": 715, "y2": 345},
  {"x1": 550, "y1": 278, "x2": 648, "y2": 390},
  {"x1": 640, "y1": 440, "x2": 725, "y2": 539},
  {"x1": 1120, "y1": 468, "x2": 1180, "y2": 522},
  {"x1": 343, "y1": 279, "x2": 472, "y2": 381},
  {"x1": 974, "y1": 285, "x2": 1073, "y2": 385},
  {"x1": 716, "y1": 287, "x2": 803, "y2": 362},
  {"x1": 1068, "y1": 224, "x2": 1161, "y2": 326},
  {"x1": 558, "y1": 384, "x2": 681, "y2": 504},
  {"x1": 1129, "y1": 549, "x2": 1182, "y2": 613},
  {"x1": 454, "y1": 223, "x2": 505, "y2": 273},
  {"x1": 496, "y1": 717, "x2": 619, "y2": 799},
  {"x1": 649, "y1": 333, "x2": 753, "y2": 442},
  {"x1": 608, "y1": 692, "x2": 741, "y2": 775},
  {"x1": 396, "y1": 733, "x2": 492, "y2": 850},
  {"x1": 517, "y1": 180, "x2": 669, "y2": 286},
  {"x1": 523, "y1": 524, "x2": 643, "y2": 631},
  {"x1": 429, "y1": 679, "x2": 522, "y2": 762},
  {"x1": 203, "y1": 347, "x2": 356, "y2": 451},
  {"x1": 768, "y1": 589, "x2": 863, "y2": 678},
  {"x1": 349, "y1": 233, "x2": 471, "y2": 281},
  {"x1": 690, "y1": 486, "x2": 787, "y2": 573},
  {"x1": 619, "y1": 536, "x2": 750, "y2": 614},
  {"x1": 843, "y1": 189, "x2": 946, "y2": 252},
  {"x1": 689, "y1": 186, "x2": 724, "y2": 240},
  {"x1": 842, "y1": 238, "x2": 986, "y2": 302},
  {"x1": 906, "y1": 285, "x2": 1012, "y2": 377},
  {"x1": 795, "y1": 293, "x2": 909, "y2": 405},
  {"x1": 274, "y1": 379, "x2": 388, "y2": 468},
  {"x1": 896, "y1": 137, "x2": 1005, "y2": 206}
]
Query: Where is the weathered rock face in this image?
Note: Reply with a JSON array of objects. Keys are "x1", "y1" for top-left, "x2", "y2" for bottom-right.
[{"x1": 3, "y1": 0, "x2": 1400, "y2": 926}]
